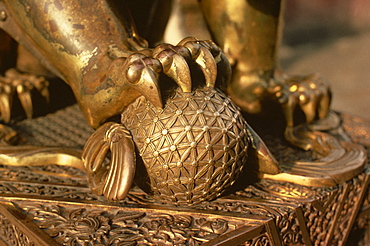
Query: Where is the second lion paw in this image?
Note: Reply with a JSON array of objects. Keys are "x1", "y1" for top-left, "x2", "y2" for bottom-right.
[{"x1": 0, "y1": 68, "x2": 49, "y2": 121}]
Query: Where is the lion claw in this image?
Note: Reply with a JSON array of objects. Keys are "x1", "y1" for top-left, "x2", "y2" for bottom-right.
[
  {"x1": 272, "y1": 73, "x2": 331, "y2": 128},
  {"x1": 271, "y1": 73, "x2": 333, "y2": 149},
  {"x1": 0, "y1": 68, "x2": 49, "y2": 121},
  {"x1": 110, "y1": 37, "x2": 231, "y2": 110}
]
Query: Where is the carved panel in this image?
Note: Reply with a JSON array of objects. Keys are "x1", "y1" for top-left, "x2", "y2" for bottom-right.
[
  {"x1": 303, "y1": 186, "x2": 341, "y2": 244},
  {"x1": 244, "y1": 234, "x2": 270, "y2": 246},
  {"x1": 0, "y1": 181, "x2": 100, "y2": 201},
  {"x1": 0, "y1": 107, "x2": 366, "y2": 245},
  {"x1": 14, "y1": 201, "x2": 261, "y2": 246},
  {"x1": 224, "y1": 171, "x2": 370, "y2": 246},
  {"x1": 0, "y1": 164, "x2": 87, "y2": 186},
  {"x1": 0, "y1": 164, "x2": 367, "y2": 245},
  {"x1": 194, "y1": 199, "x2": 305, "y2": 245},
  {"x1": 0, "y1": 213, "x2": 34, "y2": 246},
  {"x1": 332, "y1": 172, "x2": 369, "y2": 245}
]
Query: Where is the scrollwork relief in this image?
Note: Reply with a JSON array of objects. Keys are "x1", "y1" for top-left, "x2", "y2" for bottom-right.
[
  {"x1": 0, "y1": 181, "x2": 100, "y2": 201},
  {"x1": 19, "y1": 203, "x2": 238, "y2": 246},
  {"x1": 244, "y1": 234, "x2": 270, "y2": 246},
  {"x1": 0, "y1": 165, "x2": 87, "y2": 186},
  {"x1": 0, "y1": 213, "x2": 34, "y2": 246}
]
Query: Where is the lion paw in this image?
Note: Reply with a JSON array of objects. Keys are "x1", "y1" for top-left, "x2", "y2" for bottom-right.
[
  {"x1": 271, "y1": 73, "x2": 331, "y2": 126},
  {"x1": 0, "y1": 68, "x2": 49, "y2": 121},
  {"x1": 270, "y1": 73, "x2": 332, "y2": 149},
  {"x1": 108, "y1": 37, "x2": 231, "y2": 108}
]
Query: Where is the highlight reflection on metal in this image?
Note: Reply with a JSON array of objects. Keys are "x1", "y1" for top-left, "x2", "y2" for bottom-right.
[
  {"x1": 200, "y1": 0, "x2": 332, "y2": 121},
  {"x1": 120, "y1": 86, "x2": 277, "y2": 204},
  {"x1": 0, "y1": 108, "x2": 368, "y2": 245},
  {"x1": 0, "y1": 0, "x2": 368, "y2": 244},
  {"x1": 0, "y1": 0, "x2": 367, "y2": 203}
]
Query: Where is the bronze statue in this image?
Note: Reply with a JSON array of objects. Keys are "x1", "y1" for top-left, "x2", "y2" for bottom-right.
[{"x1": 0, "y1": 0, "x2": 366, "y2": 205}]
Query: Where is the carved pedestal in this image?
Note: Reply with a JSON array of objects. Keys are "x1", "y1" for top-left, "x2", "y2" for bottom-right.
[{"x1": 0, "y1": 105, "x2": 368, "y2": 246}]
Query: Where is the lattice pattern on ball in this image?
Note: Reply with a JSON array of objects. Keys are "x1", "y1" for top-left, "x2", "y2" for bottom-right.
[{"x1": 122, "y1": 87, "x2": 249, "y2": 204}]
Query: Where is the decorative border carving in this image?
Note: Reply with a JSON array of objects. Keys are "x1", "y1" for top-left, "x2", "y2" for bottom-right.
[
  {"x1": 15, "y1": 201, "x2": 263, "y2": 246},
  {"x1": 0, "y1": 109, "x2": 367, "y2": 245},
  {"x1": 0, "y1": 213, "x2": 34, "y2": 246}
]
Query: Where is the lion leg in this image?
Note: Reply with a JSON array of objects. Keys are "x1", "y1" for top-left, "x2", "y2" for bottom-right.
[{"x1": 199, "y1": 0, "x2": 334, "y2": 150}]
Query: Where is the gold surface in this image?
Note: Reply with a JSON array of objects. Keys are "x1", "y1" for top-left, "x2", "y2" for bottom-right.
[
  {"x1": 0, "y1": 0, "x2": 367, "y2": 230},
  {"x1": 0, "y1": 105, "x2": 367, "y2": 245}
]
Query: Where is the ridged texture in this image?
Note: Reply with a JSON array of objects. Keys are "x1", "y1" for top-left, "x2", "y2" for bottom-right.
[{"x1": 121, "y1": 87, "x2": 249, "y2": 205}]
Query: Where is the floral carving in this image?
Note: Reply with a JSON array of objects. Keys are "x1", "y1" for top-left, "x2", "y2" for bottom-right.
[
  {"x1": 0, "y1": 106, "x2": 366, "y2": 245},
  {"x1": 0, "y1": 181, "x2": 101, "y2": 201},
  {"x1": 0, "y1": 165, "x2": 87, "y2": 186},
  {"x1": 25, "y1": 205, "x2": 110, "y2": 245},
  {"x1": 21, "y1": 203, "x2": 234, "y2": 246}
]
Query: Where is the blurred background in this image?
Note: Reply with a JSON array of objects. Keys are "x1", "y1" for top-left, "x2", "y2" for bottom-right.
[
  {"x1": 165, "y1": 0, "x2": 370, "y2": 120},
  {"x1": 283, "y1": 0, "x2": 370, "y2": 120}
]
